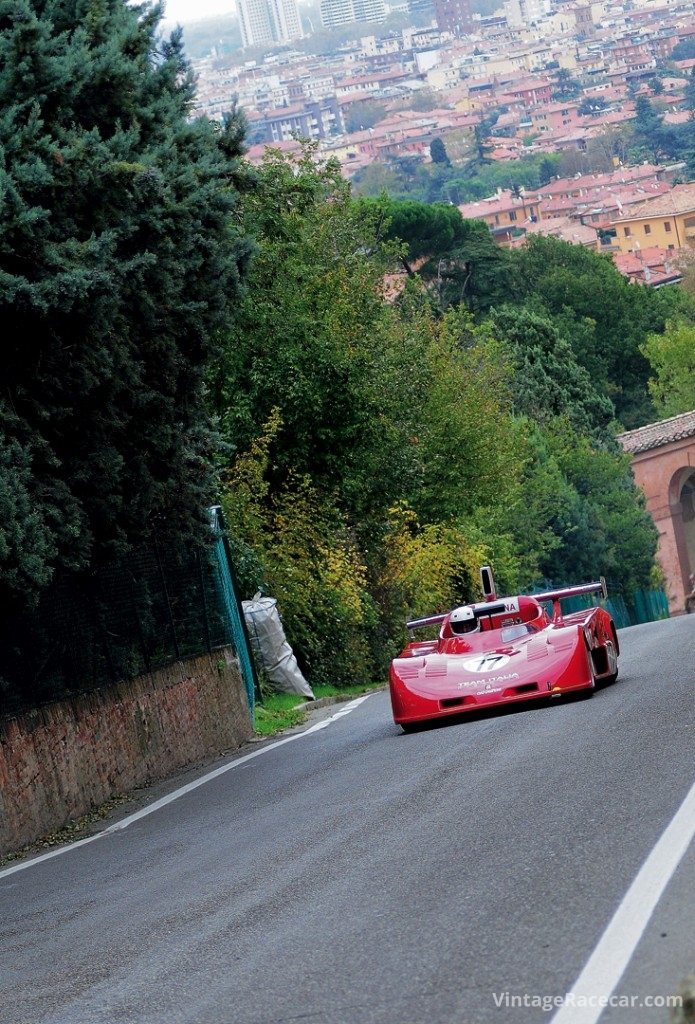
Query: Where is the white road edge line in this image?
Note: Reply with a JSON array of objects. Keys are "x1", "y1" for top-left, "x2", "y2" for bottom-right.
[
  {"x1": 0, "y1": 694, "x2": 373, "y2": 881},
  {"x1": 551, "y1": 777, "x2": 695, "y2": 1024}
]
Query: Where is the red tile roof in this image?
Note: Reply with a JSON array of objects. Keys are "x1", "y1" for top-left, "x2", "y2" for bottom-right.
[
  {"x1": 612, "y1": 183, "x2": 695, "y2": 222},
  {"x1": 618, "y1": 410, "x2": 695, "y2": 454}
]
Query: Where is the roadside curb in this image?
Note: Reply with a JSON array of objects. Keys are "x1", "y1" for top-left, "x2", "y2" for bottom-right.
[{"x1": 293, "y1": 688, "x2": 385, "y2": 712}]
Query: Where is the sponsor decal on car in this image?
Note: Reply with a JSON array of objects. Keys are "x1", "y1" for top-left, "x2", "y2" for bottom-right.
[{"x1": 459, "y1": 671, "x2": 519, "y2": 689}]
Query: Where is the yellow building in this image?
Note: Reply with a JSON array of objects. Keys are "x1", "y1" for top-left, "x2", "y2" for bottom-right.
[
  {"x1": 459, "y1": 192, "x2": 542, "y2": 228},
  {"x1": 611, "y1": 184, "x2": 695, "y2": 254},
  {"x1": 458, "y1": 190, "x2": 542, "y2": 245}
]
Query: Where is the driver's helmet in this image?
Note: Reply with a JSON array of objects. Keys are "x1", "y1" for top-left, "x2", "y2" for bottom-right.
[{"x1": 450, "y1": 605, "x2": 477, "y2": 634}]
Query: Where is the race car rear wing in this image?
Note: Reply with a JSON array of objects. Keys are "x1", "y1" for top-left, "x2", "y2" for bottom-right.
[
  {"x1": 532, "y1": 578, "x2": 607, "y2": 605},
  {"x1": 533, "y1": 577, "x2": 607, "y2": 623},
  {"x1": 405, "y1": 577, "x2": 607, "y2": 630}
]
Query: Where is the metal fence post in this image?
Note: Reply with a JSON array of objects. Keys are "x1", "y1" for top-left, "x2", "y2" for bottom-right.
[{"x1": 208, "y1": 507, "x2": 258, "y2": 715}]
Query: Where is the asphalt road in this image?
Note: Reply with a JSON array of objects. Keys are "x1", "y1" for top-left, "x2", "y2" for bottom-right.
[{"x1": 1, "y1": 616, "x2": 694, "y2": 1024}]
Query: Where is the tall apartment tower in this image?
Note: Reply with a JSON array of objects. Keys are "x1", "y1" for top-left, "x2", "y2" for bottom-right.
[
  {"x1": 504, "y1": 0, "x2": 549, "y2": 25},
  {"x1": 433, "y1": 0, "x2": 473, "y2": 35},
  {"x1": 320, "y1": 0, "x2": 386, "y2": 29},
  {"x1": 353, "y1": 0, "x2": 387, "y2": 21},
  {"x1": 269, "y1": 0, "x2": 304, "y2": 42},
  {"x1": 239, "y1": 0, "x2": 303, "y2": 47}
]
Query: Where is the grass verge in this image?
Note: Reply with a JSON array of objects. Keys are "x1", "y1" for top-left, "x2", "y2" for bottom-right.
[{"x1": 253, "y1": 682, "x2": 383, "y2": 737}]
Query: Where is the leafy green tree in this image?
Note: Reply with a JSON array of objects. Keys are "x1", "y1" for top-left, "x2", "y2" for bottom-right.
[
  {"x1": 409, "y1": 89, "x2": 441, "y2": 112},
  {"x1": 0, "y1": 0, "x2": 250, "y2": 613},
  {"x1": 642, "y1": 319, "x2": 695, "y2": 416},
  {"x1": 685, "y1": 68, "x2": 695, "y2": 112},
  {"x1": 539, "y1": 157, "x2": 557, "y2": 184},
  {"x1": 376, "y1": 198, "x2": 512, "y2": 311},
  {"x1": 578, "y1": 95, "x2": 609, "y2": 115},
  {"x1": 409, "y1": 307, "x2": 527, "y2": 523},
  {"x1": 390, "y1": 153, "x2": 423, "y2": 187},
  {"x1": 344, "y1": 100, "x2": 387, "y2": 133},
  {"x1": 472, "y1": 115, "x2": 496, "y2": 164},
  {"x1": 632, "y1": 94, "x2": 665, "y2": 160},
  {"x1": 430, "y1": 137, "x2": 451, "y2": 165},
  {"x1": 353, "y1": 152, "x2": 557, "y2": 205},
  {"x1": 541, "y1": 422, "x2": 657, "y2": 594},
  {"x1": 672, "y1": 39, "x2": 695, "y2": 60},
  {"x1": 686, "y1": 139, "x2": 695, "y2": 181},
  {"x1": 508, "y1": 236, "x2": 677, "y2": 426},
  {"x1": 490, "y1": 306, "x2": 615, "y2": 438},
  {"x1": 213, "y1": 150, "x2": 406, "y2": 516},
  {"x1": 350, "y1": 161, "x2": 401, "y2": 197},
  {"x1": 379, "y1": 199, "x2": 466, "y2": 261},
  {"x1": 552, "y1": 68, "x2": 582, "y2": 100}
]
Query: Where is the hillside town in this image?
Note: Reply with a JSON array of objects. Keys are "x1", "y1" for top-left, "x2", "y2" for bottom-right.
[{"x1": 190, "y1": 0, "x2": 695, "y2": 280}]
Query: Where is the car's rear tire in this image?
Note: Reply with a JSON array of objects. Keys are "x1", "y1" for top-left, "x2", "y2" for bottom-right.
[
  {"x1": 584, "y1": 639, "x2": 597, "y2": 693},
  {"x1": 602, "y1": 638, "x2": 619, "y2": 685}
]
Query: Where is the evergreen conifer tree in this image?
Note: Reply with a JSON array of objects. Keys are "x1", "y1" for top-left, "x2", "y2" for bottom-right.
[{"x1": 0, "y1": 0, "x2": 251, "y2": 612}]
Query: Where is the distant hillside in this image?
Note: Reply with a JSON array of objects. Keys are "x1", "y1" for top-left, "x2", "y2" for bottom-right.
[{"x1": 177, "y1": 14, "x2": 243, "y2": 60}]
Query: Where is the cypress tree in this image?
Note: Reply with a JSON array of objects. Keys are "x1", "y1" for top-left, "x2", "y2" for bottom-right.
[{"x1": 0, "y1": 0, "x2": 251, "y2": 612}]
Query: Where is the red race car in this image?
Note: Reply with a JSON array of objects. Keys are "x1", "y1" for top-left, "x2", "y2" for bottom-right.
[{"x1": 390, "y1": 566, "x2": 619, "y2": 732}]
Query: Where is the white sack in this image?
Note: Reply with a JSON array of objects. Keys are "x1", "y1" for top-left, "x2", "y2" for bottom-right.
[{"x1": 242, "y1": 594, "x2": 314, "y2": 699}]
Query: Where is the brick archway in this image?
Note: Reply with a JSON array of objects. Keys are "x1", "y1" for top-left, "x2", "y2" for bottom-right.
[{"x1": 618, "y1": 411, "x2": 695, "y2": 614}]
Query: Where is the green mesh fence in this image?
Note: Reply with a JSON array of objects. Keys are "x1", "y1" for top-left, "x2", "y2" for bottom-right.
[
  {"x1": 544, "y1": 589, "x2": 669, "y2": 628},
  {"x1": 0, "y1": 517, "x2": 256, "y2": 717},
  {"x1": 631, "y1": 588, "x2": 670, "y2": 624}
]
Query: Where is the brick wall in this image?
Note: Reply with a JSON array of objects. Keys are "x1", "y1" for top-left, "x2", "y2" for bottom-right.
[{"x1": 0, "y1": 649, "x2": 252, "y2": 855}]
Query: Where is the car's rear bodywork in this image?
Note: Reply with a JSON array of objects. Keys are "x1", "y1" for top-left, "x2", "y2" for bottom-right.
[{"x1": 390, "y1": 571, "x2": 619, "y2": 730}]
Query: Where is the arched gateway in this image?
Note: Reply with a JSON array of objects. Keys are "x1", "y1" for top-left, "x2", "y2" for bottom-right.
[{"x1": 618, "y1": 410, "x2": 695, "y2": 615}]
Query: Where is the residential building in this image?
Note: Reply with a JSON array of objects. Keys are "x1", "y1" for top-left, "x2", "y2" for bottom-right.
[
  {"x1": 238, "y1": 0, "x2": 303, "y2": 46},
  {"x1": 505, "y1": 0, "x2": 550, "y2": 28},
  {"x1": 433, "y1": 0, "x2": 473, "y2": 37},
  {"x1": 238, "y1": 0, "x2": 275, "y2": 47},
  {"x1": 611, "y1": 184, "x2": 695, "y2": 253},
  {"x1": 320, "y1": 0, "x2": 386, "y2": 28},
  {"x1": 573, "y1": 2, "x2": 597, "y2": 38},
  {"x1": 247, "y1": 96, "x2": 344, "y2": 142},
  {"x1": 269, "y1": 0, "x2": 304, "y2": 43},
  {"x1": 354, "y1": 0, "x2": 388, "y2": 20},
  {"x1": 529, "y1": 100, "x2": 581, "y2": 132},
  {"x1": 613, "y1": 246, "x2": 684, "y2": 286},
  {"x1": 458, "y1": 190, "x2": 543, "y2": 244}
]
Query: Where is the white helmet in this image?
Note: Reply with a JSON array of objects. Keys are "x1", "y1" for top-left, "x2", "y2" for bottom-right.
[{"x1": 450, "y1": 605, "x2": 477, "y2": 634}]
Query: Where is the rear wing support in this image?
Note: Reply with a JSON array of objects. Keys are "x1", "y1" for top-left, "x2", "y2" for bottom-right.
[{"x1": 534, "y1": 578, "x2": 607, "y2": 623}]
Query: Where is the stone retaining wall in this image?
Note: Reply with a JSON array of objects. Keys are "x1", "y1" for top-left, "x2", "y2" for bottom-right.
[{"x1": 0, "y1": 649, "x2": 252, "y2": 855}]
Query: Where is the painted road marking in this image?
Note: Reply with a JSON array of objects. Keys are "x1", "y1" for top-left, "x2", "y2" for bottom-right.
[
  {"x1": 551, "y1": 777, "x2": 695, "y2": 1024},
  {"x1": 0, "y1": 695, "x2": 373, "y2": 880}
]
